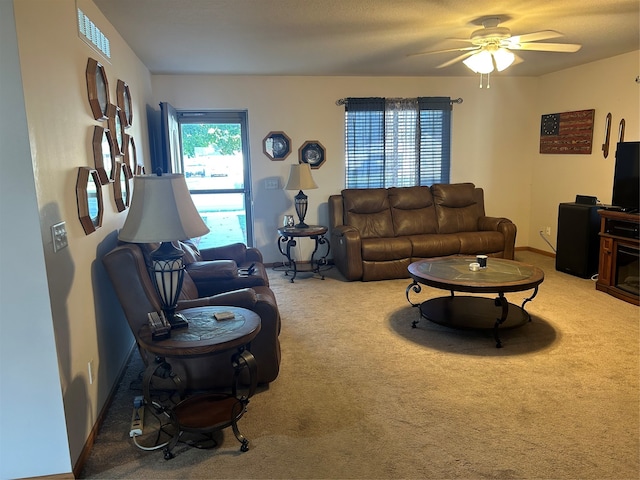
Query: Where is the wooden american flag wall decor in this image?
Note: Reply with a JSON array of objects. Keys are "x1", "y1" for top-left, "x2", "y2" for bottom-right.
[{"x1": 539, "y1": 109, "x2": 595, "y2": 154}]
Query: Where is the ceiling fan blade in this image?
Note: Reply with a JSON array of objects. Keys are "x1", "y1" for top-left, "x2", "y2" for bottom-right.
[
  {"x1": 510, "y1": 30, "x2": 562, "y2": 43},
  {"x1": 407, "y1": 46, "x2": 479, "y2": 58},
  {"x1": 436, "y1": 51, "x2": 476, "y2": 69},
  {"x1": 510, "y1": 42, "x2": 582, "y2": 53}
]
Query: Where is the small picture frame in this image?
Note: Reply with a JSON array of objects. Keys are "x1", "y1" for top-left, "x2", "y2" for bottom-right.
[
  {"x1": 299, "y1": 140, "x2": 326, "y2": 169},
  {"x1": 263, "y1": 131, "x2": 292, "y2": 161}
]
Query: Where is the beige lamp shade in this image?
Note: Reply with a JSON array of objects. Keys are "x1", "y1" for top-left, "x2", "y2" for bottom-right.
[
  {"x1": 118, "y1": 173, "x2": 209, "y2": 243},
  {"x1": 284, "y1": 163, "x2": 318, "y2": 191}
]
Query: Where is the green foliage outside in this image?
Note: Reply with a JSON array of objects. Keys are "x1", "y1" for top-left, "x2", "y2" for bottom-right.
[{"x1": 181, "y1": 123, "x2": 241, "y2": 158}]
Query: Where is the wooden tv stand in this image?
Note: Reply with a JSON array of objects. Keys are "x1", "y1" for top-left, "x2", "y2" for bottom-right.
[{"x1": 596, "y1": 210, "x2": 639, "y2": 305}]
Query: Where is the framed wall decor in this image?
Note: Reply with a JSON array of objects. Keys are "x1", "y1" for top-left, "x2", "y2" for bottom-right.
[
  {"x1": 113, "y1": 161, "x2": 131, "y2": 212},
  {"x1": 263, "y1": 131, "x2": 292, "y2": 161},
  {"x1": 299, "y1": 140, "x2": 326, "y2": 169},
  {"x1": 86, "y1": 57, "x2": 110, "y2": 121},
  {"x1": 539, "y1": 109, "x2": 595, "y2": 154},
  {"x1": 76, "y1": 167, "x2": 104, "y2": 235},
  {"x1": 106, "y1": 104, "x2": 125, "y2": 156},
  {"x1": 116, "y1": 79, "x2": 133, "y2": 127},
  {"x1": 92, "y1": 125, "x2": 115, "y2": 184}
]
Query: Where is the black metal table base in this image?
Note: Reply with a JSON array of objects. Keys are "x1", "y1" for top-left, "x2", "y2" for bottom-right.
[{"x1": 406, "y1": 281, "x2": 539, "y2": 348}]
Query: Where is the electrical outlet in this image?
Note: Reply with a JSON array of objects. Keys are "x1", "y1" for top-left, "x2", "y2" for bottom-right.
[
  {"x1": 51, "y1": 221, "x2": 68, "y2": 252},
  {"x1": 264, "y1": 178, "x2": 279, "y2": 190},
  {"x1": 545, "y1": 226, "x2": 552, "y2": 236}
]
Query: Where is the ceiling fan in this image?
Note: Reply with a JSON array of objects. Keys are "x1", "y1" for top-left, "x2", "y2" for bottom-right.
[{"x1": 409, "y1": 17, "x2": 582, "y2": 74}]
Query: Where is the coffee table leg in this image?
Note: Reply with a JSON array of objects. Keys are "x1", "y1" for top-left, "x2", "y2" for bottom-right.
[
  {"x1": 521, "y1": 286, "x2": 539, "y2": 317},
  {"x1": 493, "y1": 293, "x2": 509, "y2": 348}
]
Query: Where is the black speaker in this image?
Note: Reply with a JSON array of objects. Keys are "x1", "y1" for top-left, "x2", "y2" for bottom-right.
[{"x1": 556, "y1": 203, "x2": 600, "y2": 278}]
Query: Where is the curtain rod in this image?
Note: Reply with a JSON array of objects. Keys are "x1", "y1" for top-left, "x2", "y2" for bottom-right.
[{"x1": 335, "y1": 97, "x2": 463, "y2": 106}]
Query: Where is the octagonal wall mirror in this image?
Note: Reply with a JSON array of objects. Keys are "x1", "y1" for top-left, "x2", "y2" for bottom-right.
[
  {"x1": 106, "y1": 103, "x2": 125, "y2": 156},
  {"x1": 116, "y1": 79, "x2": 133, "y2": 127},
  {"x1": 86, "y1": 58, "x2": 109, "y2": 121},
  {"x1": 92, "y1": 125, "x2": 115, "y2": 185},
  {"x1": 113, "y1": 161, "x2": 131, "y2": 212},
  {"x1": 123, "y1": 134, "x2": 137, "y2": 174},
  {"x1": 76, "y1": 167, "x2": 103, "y2": 235}
]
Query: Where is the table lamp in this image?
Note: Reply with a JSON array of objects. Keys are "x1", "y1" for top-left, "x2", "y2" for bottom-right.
[
  {"x1": 118, "y1": 172, "x2": 210, "y2": 329},
  {"x1": 284, "y1": 163, "x2": 318, "y2": 228}
]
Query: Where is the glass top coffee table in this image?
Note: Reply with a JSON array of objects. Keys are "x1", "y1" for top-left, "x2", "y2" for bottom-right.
[{"x1": 406, "y1": 256, "x2": 544, "y2": 347}]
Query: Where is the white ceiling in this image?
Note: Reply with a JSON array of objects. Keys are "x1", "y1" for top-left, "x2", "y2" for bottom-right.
[{"x1": 94, "y1": 0, "x2": 640, "y2": 77}]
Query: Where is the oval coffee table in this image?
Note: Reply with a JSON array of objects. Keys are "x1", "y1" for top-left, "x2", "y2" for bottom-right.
[{"x1": 406, "y1": 256, "x2": 544, "y2": 347}]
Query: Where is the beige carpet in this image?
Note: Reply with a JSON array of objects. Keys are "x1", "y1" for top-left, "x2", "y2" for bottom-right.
[{"x1": 81, "y1": 251, "x2": 639, "y2": 479}]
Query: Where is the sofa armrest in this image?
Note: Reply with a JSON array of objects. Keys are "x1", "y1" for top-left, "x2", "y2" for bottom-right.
[
  {"x1": 330, "y1": 225, "x2": 364, "y2": 281},
  {"x1": 478, "y1": 216, "x2": 517, "y2": 260}
]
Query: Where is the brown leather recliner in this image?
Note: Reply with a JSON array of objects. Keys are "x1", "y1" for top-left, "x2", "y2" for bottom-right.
[{"x1": 102, "y1": 243, "x2": 281, "y2": 390}]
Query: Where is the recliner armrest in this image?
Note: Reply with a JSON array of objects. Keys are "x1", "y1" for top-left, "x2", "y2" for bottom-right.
[
  {"x1": 185, "y1": 260, "x2": 238, "y2": 281},
  {"x1": 199, "y1": 242, "x2": 264, "y2": 264},
  {"x1": 177, "y1": 288, "x2": 258, "y2": 311},
  {"x1": 330, "y1": 225, "x2": 364, "y2": 281}
]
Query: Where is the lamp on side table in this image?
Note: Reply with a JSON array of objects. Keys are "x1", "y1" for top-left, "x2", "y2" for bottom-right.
[{"x1": 119, "y1": 171, "x2": 210, "y2": 329}]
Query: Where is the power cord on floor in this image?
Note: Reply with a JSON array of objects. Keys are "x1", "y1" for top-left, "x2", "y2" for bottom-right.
[{"x1": 539, "y1": 230, "x2": 557, "y2": 253}]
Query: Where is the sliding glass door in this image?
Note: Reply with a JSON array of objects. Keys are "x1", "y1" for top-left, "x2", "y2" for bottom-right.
[{"x1": 162, "y1": 105, "x2": 253, "y2": 249}]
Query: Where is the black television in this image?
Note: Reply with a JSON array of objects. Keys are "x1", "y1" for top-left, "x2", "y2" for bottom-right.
[{"x1": 612, "y1": 141, "x2": 639, "y2": 213}]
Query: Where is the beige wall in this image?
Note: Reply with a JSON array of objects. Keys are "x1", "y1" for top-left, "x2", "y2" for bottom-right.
[
  {"x1": 151, "y1": 75, "x2": 539, "y2": 262},
  {"x1": 530, "y1": 52, "x2": 639, "y2": 252},
  {"x1": 13, "y1": 0, "x2": 153, "y2": 467}
]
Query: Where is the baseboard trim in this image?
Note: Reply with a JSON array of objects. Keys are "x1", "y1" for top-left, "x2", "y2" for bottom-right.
[
  {"x1": 72, "y1": 343, "x2": 136, "y2": 478},
  {"x1": 515, "y1": 246, "x2": 556, "y2": 258}
]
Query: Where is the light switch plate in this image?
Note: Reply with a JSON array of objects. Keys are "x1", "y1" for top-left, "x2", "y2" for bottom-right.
[{"x1": 52, "y1": 221, "x2": 68, "y2": 252}]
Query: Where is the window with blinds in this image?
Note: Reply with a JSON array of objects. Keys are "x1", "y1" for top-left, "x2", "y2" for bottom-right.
[{"x1": 344, "y1": 97, "x2": 451, "y2": 189}]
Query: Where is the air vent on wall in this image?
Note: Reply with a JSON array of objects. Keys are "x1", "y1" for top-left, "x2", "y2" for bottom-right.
[{"x1": 77, "y1": 8, "x2": 110, "y2": 59}]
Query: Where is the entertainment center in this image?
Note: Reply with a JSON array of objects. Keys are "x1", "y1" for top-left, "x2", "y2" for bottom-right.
[
  {"x1": 596, "y1": 210, "x2": 639, "y2": 305},
  {"x1": 595, "y1": 141, "x2": 639, "y2": 305}
]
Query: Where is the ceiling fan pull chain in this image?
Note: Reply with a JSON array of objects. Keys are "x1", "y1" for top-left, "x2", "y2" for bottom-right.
[
  {"x1": 479, "y1": 73, "x2": 483, "y2": 88},
  {"x1": 487, "y1": 72, "x2": 491, "y2": 89}
]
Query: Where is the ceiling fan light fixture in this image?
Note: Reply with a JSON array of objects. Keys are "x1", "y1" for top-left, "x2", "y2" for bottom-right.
[
  {"x1": 493, "y1": 47, "x2": 515, "y2": 71},
  {"x1": 463, "y1": 49, "x2": 494, "y2": 74}
]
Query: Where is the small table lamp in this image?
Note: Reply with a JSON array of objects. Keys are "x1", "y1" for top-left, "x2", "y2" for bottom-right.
[
  {"x1": 284, "y1": 163, "x2": 318, "y2": 228},
  {"x1": 118, "y1": 172, "x2": 210, "y2": 329}
]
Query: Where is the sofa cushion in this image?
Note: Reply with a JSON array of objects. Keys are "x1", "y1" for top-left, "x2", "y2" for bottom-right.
[
  {"x1": 432, "y1": 183, "x2": 483, "y2": 234},
  {"x1": 408, "y1": 233, "x2": 461, "y2": 258},
  {"x1": 343, "y1": 188, "x2": 395, "y2": 239},
  {"x1": 388, "y1": 186, "x2": 438, "y2": 236},
  {"x1": 432, "y1": 182, "x2": 476, "y2": 208},
  {"x1": 361, "y1": 236, "x2": 412, "y2": 261}
]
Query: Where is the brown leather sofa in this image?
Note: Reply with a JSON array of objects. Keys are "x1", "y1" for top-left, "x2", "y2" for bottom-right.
[
  {"x1": 102, "y1": 242, "x2": 281, "y2": 390},
  {"x1": 328, "y1": 182, "x2": 517, "y2": 281}
]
